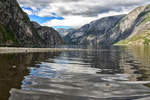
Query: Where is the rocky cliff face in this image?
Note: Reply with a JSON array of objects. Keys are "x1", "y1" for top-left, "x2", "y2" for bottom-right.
[
  {"x1": 31, "y1": 22, "x2": 64, "y2": 46},
  {"x1": 116, "y1": 4, "x2": 150, "y2": 45},
  {"x1": 0, "y1": 0, "x2": 63, "y2": 47},
  {"x1": 64, "y1": 15, "x2": 125, "y2": 45},
  {"x1": 65, "y1": 4, "x2": 150, "y2": 45}
]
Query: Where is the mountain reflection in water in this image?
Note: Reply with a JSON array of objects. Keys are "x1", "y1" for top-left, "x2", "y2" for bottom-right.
[{"x1": 0, "y1": 46, "x2": 150, "y2": 100}]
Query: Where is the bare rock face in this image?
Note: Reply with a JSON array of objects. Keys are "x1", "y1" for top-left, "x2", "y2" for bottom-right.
[
  {"x1": 107, "y1": 4, "x2": 150, "y2": 45},
  {"x1": 65, "y1": 4, "x2": 150, "y2": 46},
  {"x1": 64, "y1": 15, "x2": 125, "y2": 45},
  {"x1": 106, "y1": 5, "x2": 147, "y2": 44},
  {"x1": 0, "y1": 0, "x2": 64, "y2": 47},
  {"x1": 31, "y1": 22, "x2": 64, "y2": 46}
]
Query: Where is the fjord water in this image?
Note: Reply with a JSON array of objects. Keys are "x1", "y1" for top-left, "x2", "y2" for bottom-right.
[{"x1": 0, "y1": 46, "x2": 150, "y2": 100}]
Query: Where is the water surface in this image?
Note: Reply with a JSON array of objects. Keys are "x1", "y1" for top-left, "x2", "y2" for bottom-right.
[{"x1": 0, "y1": 46, "x2": 150, "y2": 100}]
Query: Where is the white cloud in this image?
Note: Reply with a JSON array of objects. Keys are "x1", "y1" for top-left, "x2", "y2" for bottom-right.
[
  {"x1": 36, "y1": 0, "x2": 149, "y2": 17},
  {"x1": 42, "y1": 15, "x2": 95, "y2": 28},
  {"x1": 18, "y1": 0, "x2": 150, "y2": 27},
  {"x1": 41, "y1": 9, "x2": 130, "y2": 28},
  {"x1": 23, "y1": 9, "x2": 33, "y2": 15}
]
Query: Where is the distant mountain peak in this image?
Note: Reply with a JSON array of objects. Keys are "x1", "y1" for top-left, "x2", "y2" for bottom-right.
[
  {"x1": 56, "y1": 28, "x2": 76, "y2": 37},
  {"x1": 64, "y1": 4, "x2": 150, "y2": 46}
]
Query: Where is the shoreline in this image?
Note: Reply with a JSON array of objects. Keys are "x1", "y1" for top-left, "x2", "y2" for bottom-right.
[
  {"x1": 0, "y1": 47, "x2": 94, "y2": 54},
  {"x1": 1, "y1": 45, "x2": 149, "y2": 54}
]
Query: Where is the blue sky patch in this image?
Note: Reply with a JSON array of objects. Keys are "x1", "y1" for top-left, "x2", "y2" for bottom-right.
[
  {"x1": 29, "y1": 15, "x2": 64, "y2": 24},
  {"x1": 21, "y1": 6, "x2": 64, "y2": 24},
  {"x1": 53, "y1": 26, "x2": 71, "y2": 29},
  {"x1": 21, "y1": 6, "x2": 69, "y2": 29},
  {"x1": 22, "y1": 6, "x2": 33, "y2": 11}
]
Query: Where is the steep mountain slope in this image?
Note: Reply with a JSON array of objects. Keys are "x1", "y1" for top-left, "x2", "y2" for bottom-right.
[
  {"x1": 116, "y1": 5, "x2": 150, "y2": 45},
  {"x1": 31, "y1": 22, "x2": 64, "y2": 46},
  {"x1": 65, "y1": 4, "x2": 150, "y2": 45},
  {"x1": 0, "y1": 0, "x2": 63, "y2": 47},
  {"x1": 64, "y1": 15, "x2": 125, "y2": 45}
]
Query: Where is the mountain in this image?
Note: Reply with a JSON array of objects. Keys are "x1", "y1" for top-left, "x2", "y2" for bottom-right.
[
  {"x1": 0, "y1": 0, "x2": 64, "y2": 47},
  {"x1": 115, "y1": 4, "x2": 150, "y2": 45},
  {"x1": 64, "y1": 15, "x2": 125, "y2": 45},
  {"x1": 65, "y1": 4, "x2": 150, "y2": 45},
  {"x1": 31, "y1": 22, "x2": 64, "y2": 46},
  {"x1": 56, "y1": 28, "x2": 75, "y2": 37}
]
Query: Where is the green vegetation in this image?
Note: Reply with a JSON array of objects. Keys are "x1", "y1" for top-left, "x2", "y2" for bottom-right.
[
  {"x1": 144, "y1": 84, "x2": 150, "y2": 88},
  {"x1": 140, "y1": 4, "x2": 150, "y2": 24},
  {"x1": 116, "y1": 5, "x2": 150, "y2": 45},
  {"x1": 15, "y1": 0, "x2": 30, "y2": 23},
  {"x1": 23, "y1": 13, "x2": 30, "y2": 23},
  {"x1": 142, "y1": 12, "x2": 150, "y2": 24},
  {"x1": 115, "y1": 29, "x2": 150, "y2": 45},
  {"x1": 0, "y1": 23, "x2": 18, "y2": 43},
  {"x1": 130, "y1": 33, "x2": 146, "y2": 41},
  {"x1": 115, "y1": 40, "x2": 129, "y2": 45},
  {"x1": 144, "y1": 38, "x2": 150, "y2": 45}
]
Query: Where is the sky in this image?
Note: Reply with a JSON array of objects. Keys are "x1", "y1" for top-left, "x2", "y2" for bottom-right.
[{"x1": 18, "y1": 0, "x2": 150, "y2": 29}]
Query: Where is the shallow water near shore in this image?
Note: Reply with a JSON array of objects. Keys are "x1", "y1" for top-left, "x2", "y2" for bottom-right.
[{"x1": 0, "y1": 46, "x2": 150, "y2": 100}]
